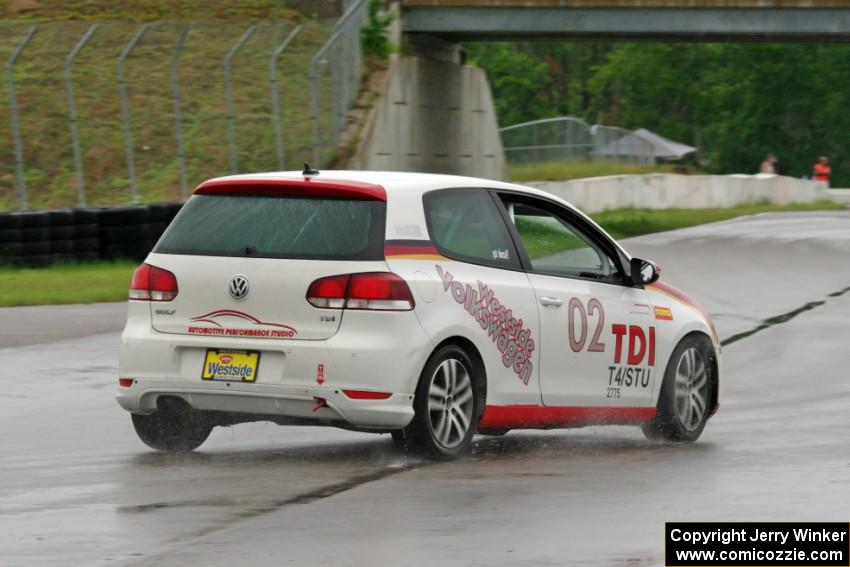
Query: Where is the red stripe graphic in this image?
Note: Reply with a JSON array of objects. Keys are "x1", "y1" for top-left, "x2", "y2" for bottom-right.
[
  {"x1": 478, "y1": 405, "x2": 656, "y2": 429},
  {"x1": 384, "y1": 240, "x2": 441, "y2": 257}
]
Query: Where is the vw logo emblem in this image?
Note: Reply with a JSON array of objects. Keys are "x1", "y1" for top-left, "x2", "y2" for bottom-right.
[{"x1": 228, "y1": 275, "x2": 249, "y2": 301}]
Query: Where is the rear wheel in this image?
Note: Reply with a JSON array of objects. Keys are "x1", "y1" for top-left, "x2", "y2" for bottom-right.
[
  {"x1": 398, "y1": 345, "x2": 479, "y2": 460},
  {"x1": 643, "y1": 335, "x2": 714, "y2": 442},
  {"x1": 131, "y1": 400, "x2": 212, "y2": 453}
]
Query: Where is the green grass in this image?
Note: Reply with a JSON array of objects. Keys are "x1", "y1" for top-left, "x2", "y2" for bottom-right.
[
  {"x1": 0, "y1": 1, "x2": 302, "y2": 22},
  {"x1": 592, "y1": 201, "x2": 846, "y2": 240},
  {"x1": 508, "y1": 160, "x2": 691, "y2": 182},
  {"x1": 0, "y1": 6, "x2": 334, "y2": 211},
  {"x1": 0, "y1": 201, "x2": 843, "y2": 307},
  {"x1": 515, "y1": 215, "x2": 586, "y2": 259},
  {"x1": 0, "y1": 260, "x2": 136, "y2": 307}
]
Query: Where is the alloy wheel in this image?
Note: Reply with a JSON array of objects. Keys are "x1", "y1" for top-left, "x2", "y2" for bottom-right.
[
  {"x1": 674, "y1": 347, "x2": 709, "y2": 432},
  {"x1": 427, "y1": 358, "x2": 475, "y2": 449}
]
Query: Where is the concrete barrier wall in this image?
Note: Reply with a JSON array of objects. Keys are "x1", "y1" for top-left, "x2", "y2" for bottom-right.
[
  {"x1": 350, "y1": 54, "x2": 507, "y2": 180},
  {"x1": 828, "y1": 188, "x2": 850, "y2": 206},
  {"x1": 528, "y1": 173, "x2": 830, "y2": 213}
]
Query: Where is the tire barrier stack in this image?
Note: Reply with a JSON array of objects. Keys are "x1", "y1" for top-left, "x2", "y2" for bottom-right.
[{"x1": 0, "y1": 203, "x2": 184, "y2": 268}]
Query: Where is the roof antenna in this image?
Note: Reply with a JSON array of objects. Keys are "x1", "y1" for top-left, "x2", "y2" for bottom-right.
[{"x1": 302, "y1": 163, "x2": 319, "y2": 176}]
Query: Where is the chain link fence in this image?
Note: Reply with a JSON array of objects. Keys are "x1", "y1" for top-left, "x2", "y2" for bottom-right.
[
  {"x1": 0, "y1": 0, "x2": 368, "y2": 211},
  {"x1": 500, "y1": 116, "x2": 657, "y2": 167},
  {"x1": 310, "y1": 0, "x2": 368, "y2": 167}
]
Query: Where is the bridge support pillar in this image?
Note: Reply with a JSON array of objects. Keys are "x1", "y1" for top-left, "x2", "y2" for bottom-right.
[{"x1": 348, "y1": 37, "x2": 506, "y2": 180}]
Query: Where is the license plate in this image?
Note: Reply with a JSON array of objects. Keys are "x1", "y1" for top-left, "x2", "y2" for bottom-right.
[{"x1": 202, "y1": 349, "x2": 260, "y2": 382}]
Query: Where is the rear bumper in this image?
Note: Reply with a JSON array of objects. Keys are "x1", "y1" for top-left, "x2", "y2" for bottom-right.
[
  {"x1": 116, "y1": 380, "x2": 414, "y2": 429},
  {"x1": 117, "y1": 302, "x2": 432, "y2": 429}
]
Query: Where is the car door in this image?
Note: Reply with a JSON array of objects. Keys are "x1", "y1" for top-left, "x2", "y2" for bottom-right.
[
  {"x1": 402, "y1": 188, "x2": 542, "y2": 406},
  {"x1": 495, "y1": 193, "x2": 657, "y2": 407}
]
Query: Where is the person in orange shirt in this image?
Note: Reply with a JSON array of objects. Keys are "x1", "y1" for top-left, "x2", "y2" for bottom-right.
[{"x1": 813, "y1": 156, "x2": 831, "y2": 184}]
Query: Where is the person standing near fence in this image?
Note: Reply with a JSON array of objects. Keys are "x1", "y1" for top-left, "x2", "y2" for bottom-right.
[{"x1": 813, "y1": 156, "x2": 831, "y2": 185}]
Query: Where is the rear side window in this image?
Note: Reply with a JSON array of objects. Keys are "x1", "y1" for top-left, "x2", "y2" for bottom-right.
[
  {"x1": 423, "y1": 189, "x2": 520, "y2": 269},
  {"x1": 155, "y1": 194, "x2": 385, "y2": 260}
]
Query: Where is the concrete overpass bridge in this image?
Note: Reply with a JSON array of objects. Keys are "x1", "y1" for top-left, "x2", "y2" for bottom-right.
[
  {"x1": 352, "y1": 1, "x2": 850, "y2": 180},
  {"x1": 401, "y1": 1, "x2": 850, "y2": 42}
]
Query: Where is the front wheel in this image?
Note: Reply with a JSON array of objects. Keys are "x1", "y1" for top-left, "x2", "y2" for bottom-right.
[
  {"x1": 131, "y1": 401, "x2": 212, "y2": 453},
  {"x1": 398, "y1": 345, "x2": 480, "y2": 460},
  {"x1": 642, "y1": 335, "x2": 715, "y2": 443}
]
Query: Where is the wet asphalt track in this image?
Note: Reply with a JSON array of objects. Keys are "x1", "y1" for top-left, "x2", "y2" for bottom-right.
[{"x1": 1, "y1": 211, "x2": 849, "y2": 566}]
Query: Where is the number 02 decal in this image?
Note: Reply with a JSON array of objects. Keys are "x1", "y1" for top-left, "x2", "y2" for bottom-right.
[{"x1": 568, "y1": 297, "x2": 606, "y2": 353}]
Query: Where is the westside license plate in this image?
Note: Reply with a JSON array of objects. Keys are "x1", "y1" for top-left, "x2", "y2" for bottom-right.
[{"x1": 202, "y1": 349, "x2": 260, "y2": 382}]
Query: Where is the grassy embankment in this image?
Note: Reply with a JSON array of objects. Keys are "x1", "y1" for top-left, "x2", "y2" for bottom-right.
[
  {"x1": 0, "y1": 201, "x2": 843, "y2": 307},
  {"x1": 0, "y1": 2, "x2": 331, "y2": 210}
]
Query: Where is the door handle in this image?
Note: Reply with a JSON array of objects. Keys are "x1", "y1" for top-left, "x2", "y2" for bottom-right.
[{"x1": 539, "y1": 296, "x2": 564, "y2": 307}]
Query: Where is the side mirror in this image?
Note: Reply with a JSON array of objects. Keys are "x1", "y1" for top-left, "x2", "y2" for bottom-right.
[{"x1": 629, "y1": 257, "x2": 661, "y2": 286}]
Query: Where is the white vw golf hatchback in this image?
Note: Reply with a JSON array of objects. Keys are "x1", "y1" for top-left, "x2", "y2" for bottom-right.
[{"x1": 118, "y1": 169, "x2": 720, "y2": 459}]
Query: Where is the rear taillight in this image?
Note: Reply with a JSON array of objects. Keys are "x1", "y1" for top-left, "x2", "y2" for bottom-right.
[
  {"x1": 305, "y1": 274, "x2": 350, "y2": 309},
  {"x1": 129, "y1": 263, "x2": 178, "y2": 301},
  {"x1": 306, "y1": 272, "x2": 414, "y2": 311}
]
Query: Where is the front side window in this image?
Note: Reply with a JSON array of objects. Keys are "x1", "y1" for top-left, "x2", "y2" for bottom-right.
[
  {"x1": 501, "y1": 197, "x2": 622, "y2": 283},
  {"x1": 424, "y1": 189, "x2": 520, "y2": 269}
]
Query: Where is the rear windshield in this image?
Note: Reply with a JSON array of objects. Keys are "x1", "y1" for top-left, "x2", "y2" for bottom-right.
[{"x1": 154, "y1": 194, "x2": 386, "y2": 260}]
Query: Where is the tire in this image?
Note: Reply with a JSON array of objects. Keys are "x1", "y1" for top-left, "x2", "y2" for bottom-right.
[
  {"x1": 149, "y1": 221, "x2": 170, "y2": 242},
  {"x1": 390, "y1": 429, "x2": 407, "y2": 449},
  {"x1": 0, "y1": 242, "x2": 22, "y2": 255},
  {"x1": 165, "y1": 202, "x2": 184, "y2": 219},
  {"x1": 642, "y1": 334, "x2": 715, "y2": 443},
  {"x1": 0, "y1": 228, "x2": 21, "y2": 243},
  {"x1": 72, "y1": 207, "x2": 102, "y2": 225},
  {"x1": 101, "y1": 241, "x2": 152, "y2": 260},
  {"x1": 73, "y1": 237, "x2": 100, "y2": 253},
  {"x1": 74, "y1": 251, "x2": 101, "y2": 262},
  {"x1": 50, "y1": 239, "x2": 75, "y2": 254},
  {"x1": 18, "y1": 227, "x2": 50, "y2": 242},
  {"x1": 101, "y1": 224, "x2": 151, "y2": 243},
  {"x1": 397, "y1": 344, "x2": 480, "y2": 460},
  {"x1": 20, "y1": 240, "x2": 51, "y2": 255},
  {"x1": 9, "y1": 254, "x2": 54, "y2": 268},
  {"x1": 14, "y1": 211, "x2": 48, "y2": 228},
  {"x1": 0, "y1": 214, "x2": 21, "y2": 229},
  {"x1": 477, "y1": 428, "x2": 510, "y2": 437},
  {"x1": 47, "y1": 209, "x2": 74, "y2": 226},
  {"x1": 131, "y1": 401, "x2": 212, "y2": 453},
  {"x1": 148, "y1": 202, "x2": 176, "y2": 222},
  {"x1": 74, "y1": 223, "x2": 99, "y2": 238},
  {"x1": 100, "y1": 206, "x2": 150, "y2": 227},
  {"x1": 49, "y1": 225, "x2": 75, "y2": 240}
]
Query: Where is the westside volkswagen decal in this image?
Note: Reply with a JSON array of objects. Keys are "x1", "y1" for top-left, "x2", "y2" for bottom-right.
[{"x1": 436, "y1": 264, "x2": 535, "y2": 385}]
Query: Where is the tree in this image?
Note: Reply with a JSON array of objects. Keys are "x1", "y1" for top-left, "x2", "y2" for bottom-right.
[{"x1": 467, "y1": 40, "x2": 850, "y2": 185}]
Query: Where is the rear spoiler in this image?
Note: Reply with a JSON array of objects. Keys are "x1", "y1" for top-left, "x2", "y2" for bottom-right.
[{"x1": 194, "y1": 178, "x2": 387, "y2": 201}]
